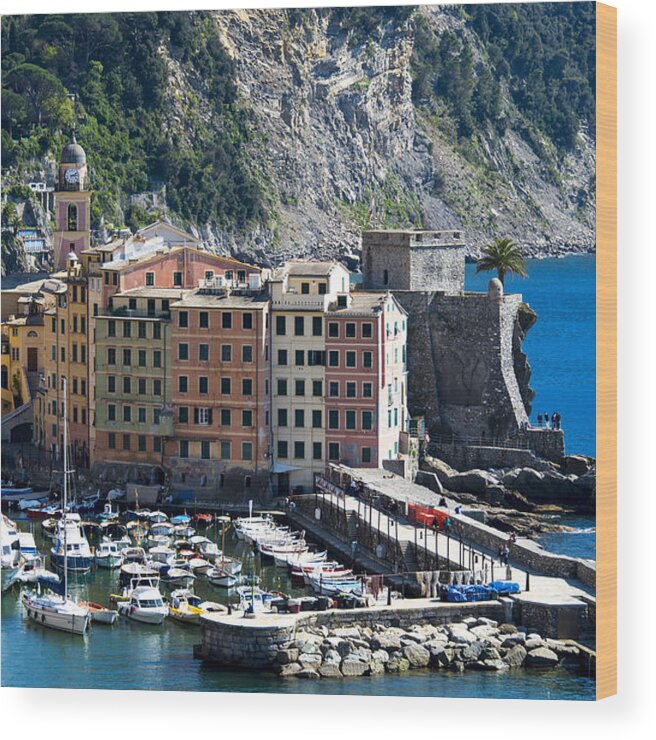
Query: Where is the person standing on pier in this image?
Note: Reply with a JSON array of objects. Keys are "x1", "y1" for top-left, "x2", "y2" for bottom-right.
[{"x1": 537, "y1": 412, "x2": 543, "y2": 427}]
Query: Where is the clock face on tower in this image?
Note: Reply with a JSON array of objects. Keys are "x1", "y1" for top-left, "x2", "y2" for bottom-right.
[{"x1": 64, "y1": 168, "x2": 79, "y2": 185}]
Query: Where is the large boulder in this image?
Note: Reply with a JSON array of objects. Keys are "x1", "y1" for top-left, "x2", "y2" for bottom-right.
[
  {"x1": 420, "y1": 456, "x2": 458, "y2": 486},
  {"x1": 277, "y1": 662, "x2": 302, "y2": 677},
  {"x1": 562, "y1": 454, "x2": 593, "y2": 477},
  {"x1": 340, "y1": 658, "x2": 367, "y2": 677},
  {"x1": 403, "y1": 644, "x2": 430, "y2": 668},
  {"x1": 386, "y1": 655, "x2": 411, "y2": 673},
  {"x1": 446, "y1": 469, "x2": 500, "y2": 495},
  {"x1": 525, "y1": 647, "x2": 559, "y2": 668},
  {"x1": 276, "y1": 648, "x2": 299, "y2": 665},
  {"x1": 371, "y1": 634, "x2": 402, "y2": 652},
  {"x1": 319, "y1": 662, "x2": 342, "y2": 678},
  {"x1": 504, "y1": 644, "x2": 527, "y2": 667}
]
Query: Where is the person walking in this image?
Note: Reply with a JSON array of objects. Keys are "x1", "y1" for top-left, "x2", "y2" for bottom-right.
[
  {"x1": 537, "y1": 412, "x2": 543, "y2": 427},
  {"x1": 555, "y1": 412, "x2": 562, "y2": 430},
  {"x1": 544, "y1": 412, "x2": 550, "y2": 429}
]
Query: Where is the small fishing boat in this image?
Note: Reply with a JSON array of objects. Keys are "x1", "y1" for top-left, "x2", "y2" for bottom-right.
[
  {"x1": 18, "y1": 496, "x2": 49, "y2": 511},
  {"x1": 150, "y1": 521, "x2": 175, "y2": 538},
  {"x1": 168, "y1": 589, "x2": 205, "y2": 624},
  {"x1": 117, "y1": 584, "x2": 168, "y2": 624},
  {"x1": 120, "y1": 561, "x2": 159, "y2": 584},
  {"x1": 1, "y1": 484, "x2": 35, "y2": 504},
  {"x1": 95, "y1": 540, "x2": 122, "y2": 569},
  {"x1": 173, "y1": 524, "x2": 195, "y2": 539},
  {"x1": 27, "y1": 504, "x2": 60, "y2": 521},
  {"x1": 148, "y1": 545, "x2": 177, "y2": 567},
  {"x1": 81, "y1": 601, "x2": 119, "y2": 625},
  {"x1": 187, "y1": 556, "x2": 212, "y2": 574},
  {"x1": 206, "y1": 566, "x2": 240, "y2": 588},
  {"x1": 162, "y1": 567, "x2": 196, "y2": 588},
  {"x1": 236, "y1": 586, "x2": 274, "y2": 614},
  {"x1": 147, "y1": 510, "x2": 169, "y2": 524},
  {"x1": 97, "y1": 503, "x2": 119, "y2": 523}
]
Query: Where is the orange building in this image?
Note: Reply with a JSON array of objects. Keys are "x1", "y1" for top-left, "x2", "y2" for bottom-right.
[{"x1": 166, "y1": 280, "x2": 270, "y2": 496}]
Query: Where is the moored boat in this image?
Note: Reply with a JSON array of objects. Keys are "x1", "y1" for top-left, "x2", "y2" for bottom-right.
[
  {"x1": 81, "y1": 601, "x2": 119, "y2": 625},
  {"x1": 95, "y1": 540, "x2": 122, "y2": 569},
  {"x1": 117, "y1": 584, "x2": 168, "y2": 624}
]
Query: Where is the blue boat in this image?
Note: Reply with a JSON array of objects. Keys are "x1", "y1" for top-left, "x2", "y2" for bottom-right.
[
  {"x1": 170, "y1": 514, "x2": 191, "y2": 526},
  {"x1": 49, "y1": 514, "x2": 93, "y2": 573}
]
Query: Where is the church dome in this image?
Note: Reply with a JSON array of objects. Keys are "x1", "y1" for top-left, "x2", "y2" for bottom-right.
[{"x1": 61, "y1": 138, "x2": 86, "y2": 165}]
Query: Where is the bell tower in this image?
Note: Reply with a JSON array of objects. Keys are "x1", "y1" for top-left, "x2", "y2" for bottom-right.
[{"x1": 52, "y1": 136, "x2": 91, "y2": 270}]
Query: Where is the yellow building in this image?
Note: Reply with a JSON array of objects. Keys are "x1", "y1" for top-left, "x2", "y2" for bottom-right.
[{"x1": 1, "y1": 295, "x2": 47, "y2": 443}]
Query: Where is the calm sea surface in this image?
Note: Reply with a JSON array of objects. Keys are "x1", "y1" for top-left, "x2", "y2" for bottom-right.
[{"x1": 2, "y1": 255, "x2": 596, "y2": 698}]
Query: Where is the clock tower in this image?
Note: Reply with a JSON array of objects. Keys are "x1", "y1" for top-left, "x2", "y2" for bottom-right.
[{"x1": 52, "y1": 137, "x2": 91, "y2": 270}]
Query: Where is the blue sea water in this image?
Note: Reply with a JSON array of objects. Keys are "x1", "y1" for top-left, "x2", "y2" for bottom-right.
[{"x1": 465, "y1": 254, "x2": 596, "y2": 458}]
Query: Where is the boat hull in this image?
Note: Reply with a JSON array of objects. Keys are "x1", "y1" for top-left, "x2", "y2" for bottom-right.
[
  {"x1": 22, "y1": 595, "x2": 89, "y2": 635},
  {"x1": 2, "y1": 566, "x2": 23, "y2": 591},
  {"x1": 118, "y1": 604, "x2": 168, "y2": 624},
  {"x1": 50, "y1": 552, "x2": 93, "y2": 573},
  {"x1": 95, "y1": 555, "x2": 122, "y2": 569}
]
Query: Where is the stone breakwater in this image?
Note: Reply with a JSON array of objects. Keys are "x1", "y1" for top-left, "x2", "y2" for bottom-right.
[
  {"x1": 198, "y1": 610, "x2": 587, "y2": 680},
  {"x1": 274, "y1": 619, "x2": 582, "y2": 679}
]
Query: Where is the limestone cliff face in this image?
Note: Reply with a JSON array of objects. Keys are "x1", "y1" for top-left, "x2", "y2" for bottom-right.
[{"x1": 177, "y1": 7, "x2": 595, "y2": 265}]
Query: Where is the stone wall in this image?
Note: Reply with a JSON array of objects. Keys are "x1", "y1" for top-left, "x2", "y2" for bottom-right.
[
  {"x1": 199, "y1": 600, "x2": 510, "y2": 669},
  {"x1": 396, "y1": 291, "x2": 529, "y2": 442}
]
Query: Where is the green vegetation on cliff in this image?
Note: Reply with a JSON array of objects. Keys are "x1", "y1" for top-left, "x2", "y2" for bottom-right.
[
  {"x1": 411, "y1": 3, "x2": 595, "y2": 150},
  {"x1": 2, "y1": 12, "x2": 266, "y2": 230}
]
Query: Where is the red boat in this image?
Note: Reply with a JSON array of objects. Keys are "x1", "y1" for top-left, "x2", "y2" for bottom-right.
[
  {"x1": 27, "y1": 505, "x2": 61, "y2": 521},
  {"x1": 192, "y1": 513, "x2": 213, "y2": 527}
]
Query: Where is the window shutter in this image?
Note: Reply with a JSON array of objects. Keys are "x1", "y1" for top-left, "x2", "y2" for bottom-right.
[
  {"x1": 193, "y1": 408, "x2": 199, "y2": 425},
  {"x1": 208, "y1": 409, "x2": 213, "y2": 425}
]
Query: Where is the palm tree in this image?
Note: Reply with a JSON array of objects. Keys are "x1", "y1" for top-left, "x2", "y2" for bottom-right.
[{"x1": 475, "y1": 238, "x2": 528, "y2": 286}]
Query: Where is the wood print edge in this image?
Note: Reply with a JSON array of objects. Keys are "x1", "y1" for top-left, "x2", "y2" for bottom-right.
[{"x1": 595, "y1": 0, "x2": 617, "y2": 701}]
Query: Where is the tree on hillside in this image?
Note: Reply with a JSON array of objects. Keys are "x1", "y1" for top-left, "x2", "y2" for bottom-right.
[
  {"x1": 5, "y1": 63, "x2": 72, "y2": 128},
  {"x1": 476, "y1": 238, "x2": 528, "y2": 286}
]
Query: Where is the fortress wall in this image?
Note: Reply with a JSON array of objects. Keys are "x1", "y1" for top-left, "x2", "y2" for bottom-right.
[{"x1": 409, "y1": 245, "x2": 465, "y2": 293}]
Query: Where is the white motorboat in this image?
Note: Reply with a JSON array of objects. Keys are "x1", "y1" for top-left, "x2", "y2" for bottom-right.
[
  {"x1": 150, "y1": 522, "x2": 175, "y2": 538},
  {"x1": 117, "y1": 584, "x2": 168, "y2": 624},
  {"x1": 95, "y1": 540, "x2": 123, "y2": 569},
  {"x1": 22, "y1": 378, "x2": 90, "y2": 634},
  {"x1": 236, "y1": 586, "x2": 274, "y2": 614},
  {"x1": 274, "y1": 549, "x2": 327, "y2": 569},
  {"x1": 1, "y1": 514, "x2": 24, "y2": 591},
  {"x1": 148, "y1": 545, "x2": 177, "y2": 567}
]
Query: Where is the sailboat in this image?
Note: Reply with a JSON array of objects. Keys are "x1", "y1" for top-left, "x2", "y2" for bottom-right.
[
  {"x1": 22, "y1": 377, "x2": 90, "y2": 635},
  {"x1": 205, "y1": 516, "x2": 242, "y2": 588}
]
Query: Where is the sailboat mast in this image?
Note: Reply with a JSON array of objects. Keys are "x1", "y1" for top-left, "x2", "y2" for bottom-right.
[{"x1": 62, "y1": 376, "x2": 68, "y2": 599}]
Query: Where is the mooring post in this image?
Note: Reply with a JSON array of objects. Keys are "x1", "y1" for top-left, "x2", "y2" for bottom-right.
[{"x1": 525, "y1": 570, "x2": 530, "y2": 592}]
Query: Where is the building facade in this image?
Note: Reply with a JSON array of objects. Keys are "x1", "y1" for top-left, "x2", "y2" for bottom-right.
[{"x1": 167, "y1": 283, "x2": 270, "y2": 495}]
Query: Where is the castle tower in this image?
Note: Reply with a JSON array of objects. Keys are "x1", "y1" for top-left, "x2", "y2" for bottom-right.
[
  {"x1": 52, "y1": 137, "x2": 91, "y2": 270},
  {"x1": 361, "y1": 229, "x2": 466, "y2": 294}
]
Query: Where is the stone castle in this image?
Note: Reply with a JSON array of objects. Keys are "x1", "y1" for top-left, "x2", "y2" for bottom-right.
[{"x1": 361, "y1": 229, "x2": 563, "y2": 462}]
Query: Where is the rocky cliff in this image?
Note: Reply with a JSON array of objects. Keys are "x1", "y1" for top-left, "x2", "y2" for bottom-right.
[
  {"x1": 200, "y1": 7, "x2": 595, "y2": 265},
  {"x1": 1, "y1": 6, "x2": 596, "y2": 274}
]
